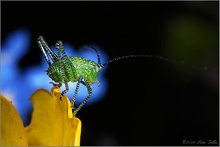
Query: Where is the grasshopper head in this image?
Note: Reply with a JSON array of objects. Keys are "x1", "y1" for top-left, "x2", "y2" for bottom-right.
[{"x1": 87, "y1": 64, "x2": 103, "y2": 84}]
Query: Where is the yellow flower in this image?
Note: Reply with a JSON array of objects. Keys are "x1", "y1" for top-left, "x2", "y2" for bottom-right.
[
  {"x1": 0, "y1": 95, "x2": 28, "y2": 146},
  {"x1": 0, "y1": 87, "x2": 81, "y2": 146}
]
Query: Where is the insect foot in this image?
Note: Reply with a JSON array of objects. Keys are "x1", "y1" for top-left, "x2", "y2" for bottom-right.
[
  {"x1": 49, "y1": 82, "x2": 62, "y2": 88},
  {"x1": 49, "y1": 82, "x2": 64, "y2": 100},
  {"x1": 60, "y1": 88, "x2": 69, "y2": 101}
]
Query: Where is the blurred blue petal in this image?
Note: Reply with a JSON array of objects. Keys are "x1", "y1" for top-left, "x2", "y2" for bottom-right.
[
  {"x1": 1, "y1": 28, "x2": 30, "y2": 90},
  {"x1": 2, "y1": 28, "x2": 30, "y2": 63}
]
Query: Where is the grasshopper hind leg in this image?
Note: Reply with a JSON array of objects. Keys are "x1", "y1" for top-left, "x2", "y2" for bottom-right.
[{"x1": 73, "y1": 80, "x2": 92, "y2": 116}]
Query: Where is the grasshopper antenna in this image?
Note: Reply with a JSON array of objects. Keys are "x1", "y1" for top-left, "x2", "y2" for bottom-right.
[
  {"x1": 101, "y1": 54, "x2": 218, "y2": 73},
  {"x1": 102, "y1": 54, "x2": 179, "y2": 67},
  {"x1": 83, "y1": 45, "x2": 102, "y2": 65}
]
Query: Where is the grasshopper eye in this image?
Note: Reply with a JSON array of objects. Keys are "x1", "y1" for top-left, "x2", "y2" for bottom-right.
[{"x1": 94, "y1": 66, "x2": 99, "y2": 72}]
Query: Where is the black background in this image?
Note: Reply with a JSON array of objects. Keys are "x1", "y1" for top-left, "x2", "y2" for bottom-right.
[{"x1": 2, "y1": 1, "x2": 219, "y2": 146}]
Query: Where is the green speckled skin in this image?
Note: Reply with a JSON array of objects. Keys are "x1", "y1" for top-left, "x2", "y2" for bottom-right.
[{"x1": 47, "y1": 56, "x2": 102, "y2": 84}]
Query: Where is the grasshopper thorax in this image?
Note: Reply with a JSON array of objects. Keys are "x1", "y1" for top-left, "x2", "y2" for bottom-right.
[{"x1": 70, "y1": 57, "x2": 103, "y2": 84}]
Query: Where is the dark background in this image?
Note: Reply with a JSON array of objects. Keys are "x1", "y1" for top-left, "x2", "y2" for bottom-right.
[{"x1": 2, "y1": 1, "x2": 219, "y2": 146}]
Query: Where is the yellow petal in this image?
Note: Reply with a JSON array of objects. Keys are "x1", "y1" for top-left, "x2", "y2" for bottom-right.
[
  {"x1": 25, "y1": 87, "x2": 81, "y2": 146},
  {"x1": 0, "y1": 95, "x2": 28, "y2": 146}
]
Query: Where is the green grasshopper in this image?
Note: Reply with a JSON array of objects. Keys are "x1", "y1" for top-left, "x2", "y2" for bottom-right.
[{"x1": 37, "y1": 36, "x2": 211, "y2": 116}]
